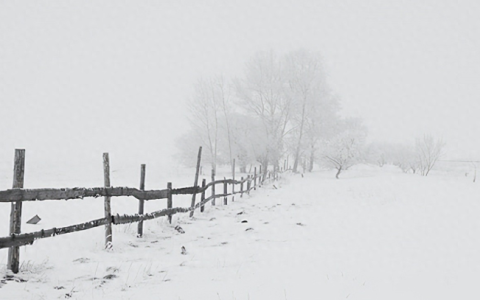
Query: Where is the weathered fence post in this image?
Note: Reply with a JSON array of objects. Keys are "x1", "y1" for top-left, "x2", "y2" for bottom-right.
[
  {"x1": 223, "y1": 177, "x2": 228, "y2": 205},
  {"x1": 167, "y1": 182, "x2": 173, "y2": 224},
  {"x1": 211, "y1": 168, "x2": 216, "y2": 206},
  {"x1": 247, "y1": 175, "x2": 251, "y2": 195},
  {"x1": 259, "y1": 165, "x2": 262, "y2": 185},
  {"x1": 200, "y1": 179, "x2": 206, "y2": 213},
  {"x1": 137, "y1": 164, "x2": 146, "y2": 238},
  {"x1": 240, "y1": 176, "x2": 244, "y2": 198},
  {"x1": 190, "y1": 146, "x2": 202, "y2": 218},
  {"x1": 232, "y1": 159, "x2": 235, "y2": 202},
  {"x1": 103, "y1": 153, "x2": 113, "y2": 250},
  {"x1": 254, "y1": 167, "x2": 257, "y2": 190},
  {"x1": 7, "y1": 149, "x2": 25, "y2": 274}
]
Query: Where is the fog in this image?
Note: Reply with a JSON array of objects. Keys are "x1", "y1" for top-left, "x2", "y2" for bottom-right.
[{"x1": 1, "y1": 0, "x2": 480, "y2": 180}]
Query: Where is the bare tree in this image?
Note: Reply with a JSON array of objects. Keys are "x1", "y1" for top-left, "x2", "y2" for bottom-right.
[
  {"x1": 416, "y1": 134, "x2": 445, "y2": 176},
  {"x1": 235, "y1": 51, "x2": 292, "y2": 177},
  {"x1": 184, "y1": 78, "x2": 224, "y2": 172},
  {"x1": 283, "y1": 49, "x2": 329, "y2": 173}
]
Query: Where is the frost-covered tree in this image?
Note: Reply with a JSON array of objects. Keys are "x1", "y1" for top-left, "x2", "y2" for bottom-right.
[
  {"x1": 416, "y1": 134, "x2": 445, "y2": 176},
  {"x1": 301, "y1": 90, "x2": 340, "y2": 172},
  {"x1": 320, "y1": 118, "x2": 367, "y2": 178},
  {"x1": 390, "y1": 144, "x2": 420, "y2": 173},
  {"x1": 177, "y1": 78, "x2": 225, "y2": 172},
  {"x1": 283, "y1": 49, "x2": 331, "y2": 173},
  {"x1": 235, "y1": 51, "x2": 293, "y2": 177}
]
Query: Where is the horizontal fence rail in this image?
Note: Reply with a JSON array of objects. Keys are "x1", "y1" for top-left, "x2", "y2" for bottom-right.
[{"x1": 0, "y1": 178, "x2": 253, "y2": 203}]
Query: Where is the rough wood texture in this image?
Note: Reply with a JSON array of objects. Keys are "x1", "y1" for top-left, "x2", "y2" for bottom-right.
[
  {"x1": 190, "y1": 146, "x2": 202, "y2": 217},
  {"x1": 259, "y1": 165, "x2": 262, "y2": 184},
  {"x1": 167, "y1": 182, "x2": 173, "y2": 224},
  {"x1": 223, "y1": 177, "x2": 228, "y2": 205},
  {"x1": 200, "y1": 179, "x2": 206, "y2": 213},
  {"x1": 113, "y1": 194, "x2": 217, "y2": 225},
  {"x1": 0, "y1": 178, "x2": 248, "y2": 203},
  {"x1": 0, "y1": 218, "x2": 110, "y2": 249},
  {"x1": 8, "y1": 149, "x2": 25, "y2": 274},
  {"x1": 240, "y1": 176, "x2": 244, "y2": 198},
  {"x1": 0, "y1": 187, "x2": 169, "y2": 202},
  {"x1": 103, "y1": 153, "x2": 113, "y2": 249},
  {"x1": 137, "y1": 164, "x2": 146, "y2": 238}
]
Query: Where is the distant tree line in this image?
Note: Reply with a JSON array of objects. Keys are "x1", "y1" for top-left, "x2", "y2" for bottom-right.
[
  {"x1": 176, "y1": 49, "x2": 445, "y2": 178},
  {"x1": 364, "y1": 134, "x2": 446, "y2": 176}
]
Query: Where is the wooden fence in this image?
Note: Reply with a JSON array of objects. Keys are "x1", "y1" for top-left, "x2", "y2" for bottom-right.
[{"x1": 0, "y1": 148, "x2": 279, "y2": 274}]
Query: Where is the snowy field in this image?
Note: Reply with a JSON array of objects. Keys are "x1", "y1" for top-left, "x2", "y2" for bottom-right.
[{"x1": 1, "y1": 164, "x2": 480, "y2": 300}]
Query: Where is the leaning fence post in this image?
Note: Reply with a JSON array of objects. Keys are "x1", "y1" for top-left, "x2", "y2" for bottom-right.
[
  {"x1": 254, "y1": 167, "x2": 257, "y2": 190},
  {"x1": 211, "y1": 169, "x2": 216, "y2": 206},
  {"x1": 137, "y1": 164, "x2": 146, "y2": 238},
  {"x1": 240, "y1": 176, "x2": 244, "y2": 198},
  {"x1": 7, "y1": 149, "x2": 25, "y2": 274},
  {"x1": 103, "y1": 153, "x2": 113, "y2": 250},
  {"x1": 190, "y1": 146, "x2": 202, "y2": 218},
  {"x1": 167, "y1": 182, "x2": 173, "y2": 224},
  {"x1": 200, "y1": 179, "x2": 206, "y2": 213},
  {"x1": 247, "y1": 175, "x2": 251, "y2": 195},
  {"x1": 223, "y1": 177, "x2": 228, "y2": 205}
]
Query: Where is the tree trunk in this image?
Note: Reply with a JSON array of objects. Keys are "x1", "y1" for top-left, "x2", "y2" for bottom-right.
[
  {"x1": 261, "y1": 157, "x2": 269, "y2": 179},
  {"x1": 293, "y1": 101, "x2": 307, "y2": 173},
  {"x1": 335, "y1": 167, "x2": 342, "y2": 179}
]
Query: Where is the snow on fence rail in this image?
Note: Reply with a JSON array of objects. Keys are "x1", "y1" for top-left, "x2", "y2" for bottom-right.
[{"x1": 0, "y1": 148, "x2": 279, "y2": 274}]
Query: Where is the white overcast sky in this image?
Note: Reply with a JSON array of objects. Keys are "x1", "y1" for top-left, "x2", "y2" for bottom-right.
[{"x1": 1, "y1": 0, "x2": 480, "y2": 172}]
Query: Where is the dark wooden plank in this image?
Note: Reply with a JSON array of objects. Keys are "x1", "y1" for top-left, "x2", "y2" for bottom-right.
[
  {"x1": 240, "y1": 176, "x2": 244, "y2": 198},
  {"x1": 167, "y1": 182, "x2": 173, "y2": 224},
  {"x1": 8, "y1": 149, "x2": 25, "y2": 274},
  {"x1": 211, "y1": 169, "x2": 216, "y2": 206},
  {"x1": 103, "y1": 153, "x2": 113, "y2": 249},
  {"x1": 114, "y1": 192, "x2": 226, "y2": 225},
  {"x1": 200, "y1": 179, "x2": 206, "y2": 213},
  {"x1": 223, "y1": 177, "x2": 228, "y2": 205},
  {"x1": 190, "y1": 146, "x2": 202, "y2": 217},
  {"x1": 0, "y1": 217, "x2": 110, "y2": 249},
  {"x1": 137, "y1": 164, "x2": 146, "y2": 238},
  {"x1": 0, "y1": 187, "x2": 169, "y2": 202},
  {"x1": 172, "y1": 186, "x2": 198, "y2": 195}
]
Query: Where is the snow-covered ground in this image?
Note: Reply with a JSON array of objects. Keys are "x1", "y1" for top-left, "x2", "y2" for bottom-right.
[{"x1": 1, "y1": 164, "x2": 480, "y2": 299}]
